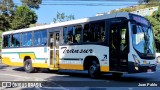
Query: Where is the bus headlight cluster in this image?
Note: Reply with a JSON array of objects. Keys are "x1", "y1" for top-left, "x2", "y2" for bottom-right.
[
  {"x1": 132, "y1": 54, "x2": 140, "y2": 70},
  {"x1": 132, "y1": 54, "x2": 140, "y2": 64}
]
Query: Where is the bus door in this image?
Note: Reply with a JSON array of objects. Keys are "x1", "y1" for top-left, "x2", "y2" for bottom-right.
[
  {"x1": 109, "y1": 22, "x2": 129, "y2": 72},
  {"x1": 49, "y1": 32, "x2": 60, "y2": 68}
]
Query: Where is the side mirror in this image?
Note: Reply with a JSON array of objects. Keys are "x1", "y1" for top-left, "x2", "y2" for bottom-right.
[{"x1": 132, "y1": 25, "x2": 137, "y2": 34}]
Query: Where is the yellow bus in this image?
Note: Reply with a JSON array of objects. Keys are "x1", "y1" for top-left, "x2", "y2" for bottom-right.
[{"x1": 1, "y1": 12, "x2": 157, "y2": 78}]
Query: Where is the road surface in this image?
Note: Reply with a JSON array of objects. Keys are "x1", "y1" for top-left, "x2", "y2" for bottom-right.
[{"x1": 0, "y1": 63, "x2": 160, "y2": 90}]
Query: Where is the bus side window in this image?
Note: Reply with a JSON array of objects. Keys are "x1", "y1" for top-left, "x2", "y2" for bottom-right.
[
  {"x1": 63, "y1": 26, "x2": 82, "y2": 44},
  {"x1": 83, "y1": 24, "x2": 90, "y2": 42},
  {"x1": 120, "y1": 27, "x2": 127, "y2": 52},
  {"x1": 22, "y1": 32, "x2": 32, "y2": 47},
  {"x1": 3, "y1": 35, "x2": 10, "y2": 48},
  {"x1": 34, "y1": 30, "x2": 47, "y2": 46},
  {"x1": 74, "y1": 25, "x2": 82, "y2": 43},
  {"x1": 83, "y1": 21, "x2": 105, "y2": 42},
  {"x1": 11, "y1": 34, "x2": 20, "y2": 48}
]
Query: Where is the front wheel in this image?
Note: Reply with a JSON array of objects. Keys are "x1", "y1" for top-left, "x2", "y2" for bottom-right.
[{"x1": 88, "y1": 61, "x2": 100, "y2": 79}]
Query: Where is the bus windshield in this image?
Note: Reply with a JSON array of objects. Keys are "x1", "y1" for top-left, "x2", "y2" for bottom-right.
[{"x1": 132, "y1": 24, "x2": 155, "y2": 56}]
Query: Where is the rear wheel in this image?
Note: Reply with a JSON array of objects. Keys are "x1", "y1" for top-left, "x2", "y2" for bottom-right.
[
  {"x1": 88, "y1": 60, "x2": 100, "y2": 79},
  {"x1": 24, "y1": 59, "x2": 35, "y2": 73}
]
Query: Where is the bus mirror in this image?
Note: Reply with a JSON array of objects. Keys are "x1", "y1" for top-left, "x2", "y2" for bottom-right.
[{"x1": 132, "y1": 25, "x2": 137, "y2": 34}]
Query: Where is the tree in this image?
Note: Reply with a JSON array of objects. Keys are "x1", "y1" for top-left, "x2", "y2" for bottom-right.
[
  {"x1": 10, "y1": 5, "x2": 37, "y2": 30},
  {"x1": 140, "y1": 0, "x2": 157, "y2": 3},
  {"x1": 53, "y1": 12, "x2": 75, "y2": 23},
  {"x1": 0, "y1": 0, "x2": 15, "y2": 31},
  {"x1": 0, "y1": 15, "x2": 10, "y2": 31},
  {"x1": 0, "y1": 0, "x2": 40, "y2": 31},
  {"x1": 145, "y1": 15, "x2": 160, "y2": 52},
  {"x1": 0, "y1": 0, "x2": 15, "y2": 15},
  {"x1": 21, "y1": 0, "x2": 42, "y2": 9}
]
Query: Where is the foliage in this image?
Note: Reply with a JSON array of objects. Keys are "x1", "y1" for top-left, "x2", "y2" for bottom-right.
[
  {"x1": 145, "y1": 16, "x2": 160, "y2": 41},
  {"x1": 0, "y1": 0, "x2": 15, "y2": 31},
  {"x1": 110, "y1": 1, "x2": 159, "y2": 14},
  {"x1": 21, "y1": 0, "x2": 42, "y2": 9},
  {"x1": 0, "y1": 0, "x2": 40, "y2": 31},
  {"x1": 145, "y1": 6, "x2": 160, "y2": 51},
  {"x1": 53, "y1": 12, "x2": 75, "y2": 23},
  {"x1": 0, "y1": 15, "x2": 10, "y2": 31},
  {"x1": 0, "y1": 0, "x2": 15, "y2": 15},
  {"x1": 10, "y1": 5, "x2": 37, "y2": 30}
]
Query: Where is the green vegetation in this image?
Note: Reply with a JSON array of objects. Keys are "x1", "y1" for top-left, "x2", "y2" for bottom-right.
[
  {"x1": 53, "y1": 12, "x2": 75, "y2": 23},
  {"x1": 110, "y1": 0, "x2": 159, "y2": 14},
  {"x1": 0, "y1": 0, "x2": 41, "y2": 31},
  {"x1": 145, "y1": 6, "x2": 160, "y2": 52},
  {"x1": 10, "y1": 5, "x2": 37, "y2": 30},
  {"x1": 21, "y1": 0, "x2": 42, "y2": 9}
]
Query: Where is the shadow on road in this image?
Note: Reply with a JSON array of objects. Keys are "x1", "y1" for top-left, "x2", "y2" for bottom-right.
[
  {"x1": 46, "y1": 72, "x2": 152, "y2": 82},
  {"x1": 11, "y1": 67, "x2": 154, "y2": 82},
  {"x1": 12, "y1": 67, "x2": 25, "y2": 71},
  {"x1": 0, "y1": 64, "x2": 9, "y2": 70}
]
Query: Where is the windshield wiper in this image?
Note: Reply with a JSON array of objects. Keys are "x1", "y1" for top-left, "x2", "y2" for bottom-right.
[{"x1": 140, "y1": 25, "x2": 150, "y2": 54}]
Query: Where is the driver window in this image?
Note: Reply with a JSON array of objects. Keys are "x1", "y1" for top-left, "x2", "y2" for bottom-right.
[{"x1": 120, "y1": 27, "x2": 127, "y2": 52}]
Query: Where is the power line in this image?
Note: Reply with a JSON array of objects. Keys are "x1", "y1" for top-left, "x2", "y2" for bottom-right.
[
  {"x1": 40, "y1": 3, "x2": 136, "y2": 6},
  {"x1": 11, "y1": 2, "x2": 136, "y2": 6},
  {"x1": 2, "y1": 0, "x2": 137, "y2": 6},
  {"x1": 42, "y1": 0, "x2": 137, "y2": 2}
]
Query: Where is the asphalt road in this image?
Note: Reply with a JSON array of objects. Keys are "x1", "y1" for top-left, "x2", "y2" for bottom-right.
[{"x1": 0, "y1": 63, "x2": 160, "y2": 90}]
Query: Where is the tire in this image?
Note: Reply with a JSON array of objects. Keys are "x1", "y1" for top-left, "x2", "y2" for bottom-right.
[
  {"x1": 24, "y1": 59, "x2": 35, "y2": 73},
  {"x1": 112, "y1": 73, "x2": 123, "y2": 78},
  {"x1": 88, "y1": 60, "x2": 100, "y2": 79}
]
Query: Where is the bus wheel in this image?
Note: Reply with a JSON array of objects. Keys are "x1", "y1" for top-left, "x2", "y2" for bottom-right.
[
  {"x1": 112, "y1": 73, "x2": 123, "y2": 78},
  {"x1": 24, "y1": 59, "x2": 35, "y2": 73},
  {"x1": 88, "y1": 60, "x2": 100, "y2": 79}
]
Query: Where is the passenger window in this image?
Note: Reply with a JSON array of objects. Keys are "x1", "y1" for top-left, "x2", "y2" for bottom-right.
[
  {"x1": 75, "y1": 25, "x2": 82, "y2": 43},
  {"x1": 34, "y1": 30, "x2": 47, "y2": 46},
  {"x1": 63, "y1": 25, "x2": 82, "y2": 44},
  {"x1": 11, "y1": 34, "x2": 20, "y2": 47},
  {"x1": 22, "y1": 32, "x2": 32, "y2": 46},
  {"x1": 83, "y1": 21, "x2": 105, "y2": 42},
  {"x1": 120, "y1": 27, "x2": 127, "y2": 52},
  {"x1": 3, "y1": 35, "x2": 11, "y2": 48}
]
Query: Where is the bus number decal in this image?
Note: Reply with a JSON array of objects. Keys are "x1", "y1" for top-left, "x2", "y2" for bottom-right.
[{"x1": 61, "y1": 47, "x2": 93, "y2": 53}]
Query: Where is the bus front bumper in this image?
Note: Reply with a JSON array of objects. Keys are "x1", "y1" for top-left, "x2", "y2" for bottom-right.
[
  {"x1": 128, "y1": 62, "x2": 156, "y2": 73},
  {"x1": 138, "y1": 64, "x2": 156, "y2": 72}
]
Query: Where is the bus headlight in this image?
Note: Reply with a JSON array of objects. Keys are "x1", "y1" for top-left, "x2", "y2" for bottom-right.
[
  {"x1": 132, "y1": 54, "x2": 140, "y2": 71},
  {"x1": 132, "y1": 54, "x2": 140, "y2": 64}
]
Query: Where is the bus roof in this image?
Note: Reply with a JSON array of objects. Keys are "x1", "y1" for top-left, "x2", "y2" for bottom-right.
[{"x1": 3, "y1": 12, "x2": 131, "y2": 35}]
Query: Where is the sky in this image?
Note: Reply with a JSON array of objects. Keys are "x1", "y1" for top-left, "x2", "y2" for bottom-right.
[{"x1": 13, "y1": 0, "x2": 138, "y2": 24}]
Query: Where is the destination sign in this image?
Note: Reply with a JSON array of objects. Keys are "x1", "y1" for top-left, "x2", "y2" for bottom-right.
[{"x1": 132, "y1": 15, "x2": 148, "y2": 25}]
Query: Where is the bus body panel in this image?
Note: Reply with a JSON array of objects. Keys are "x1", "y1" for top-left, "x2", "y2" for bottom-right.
[
  {"x1": 1, "y1": 47, "x2": 50, "y2": 68},
  {"x1": 59, "y1": 45, "x2": 109, "y2": 72}
]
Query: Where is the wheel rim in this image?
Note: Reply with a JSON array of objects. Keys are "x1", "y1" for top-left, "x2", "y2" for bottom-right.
[
  {"x1": 25, "y1": 62, "x2": 31, "y2": 70},
  {"x1": 89, "y1": 64, "x2": 96, "y2": 77}
]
